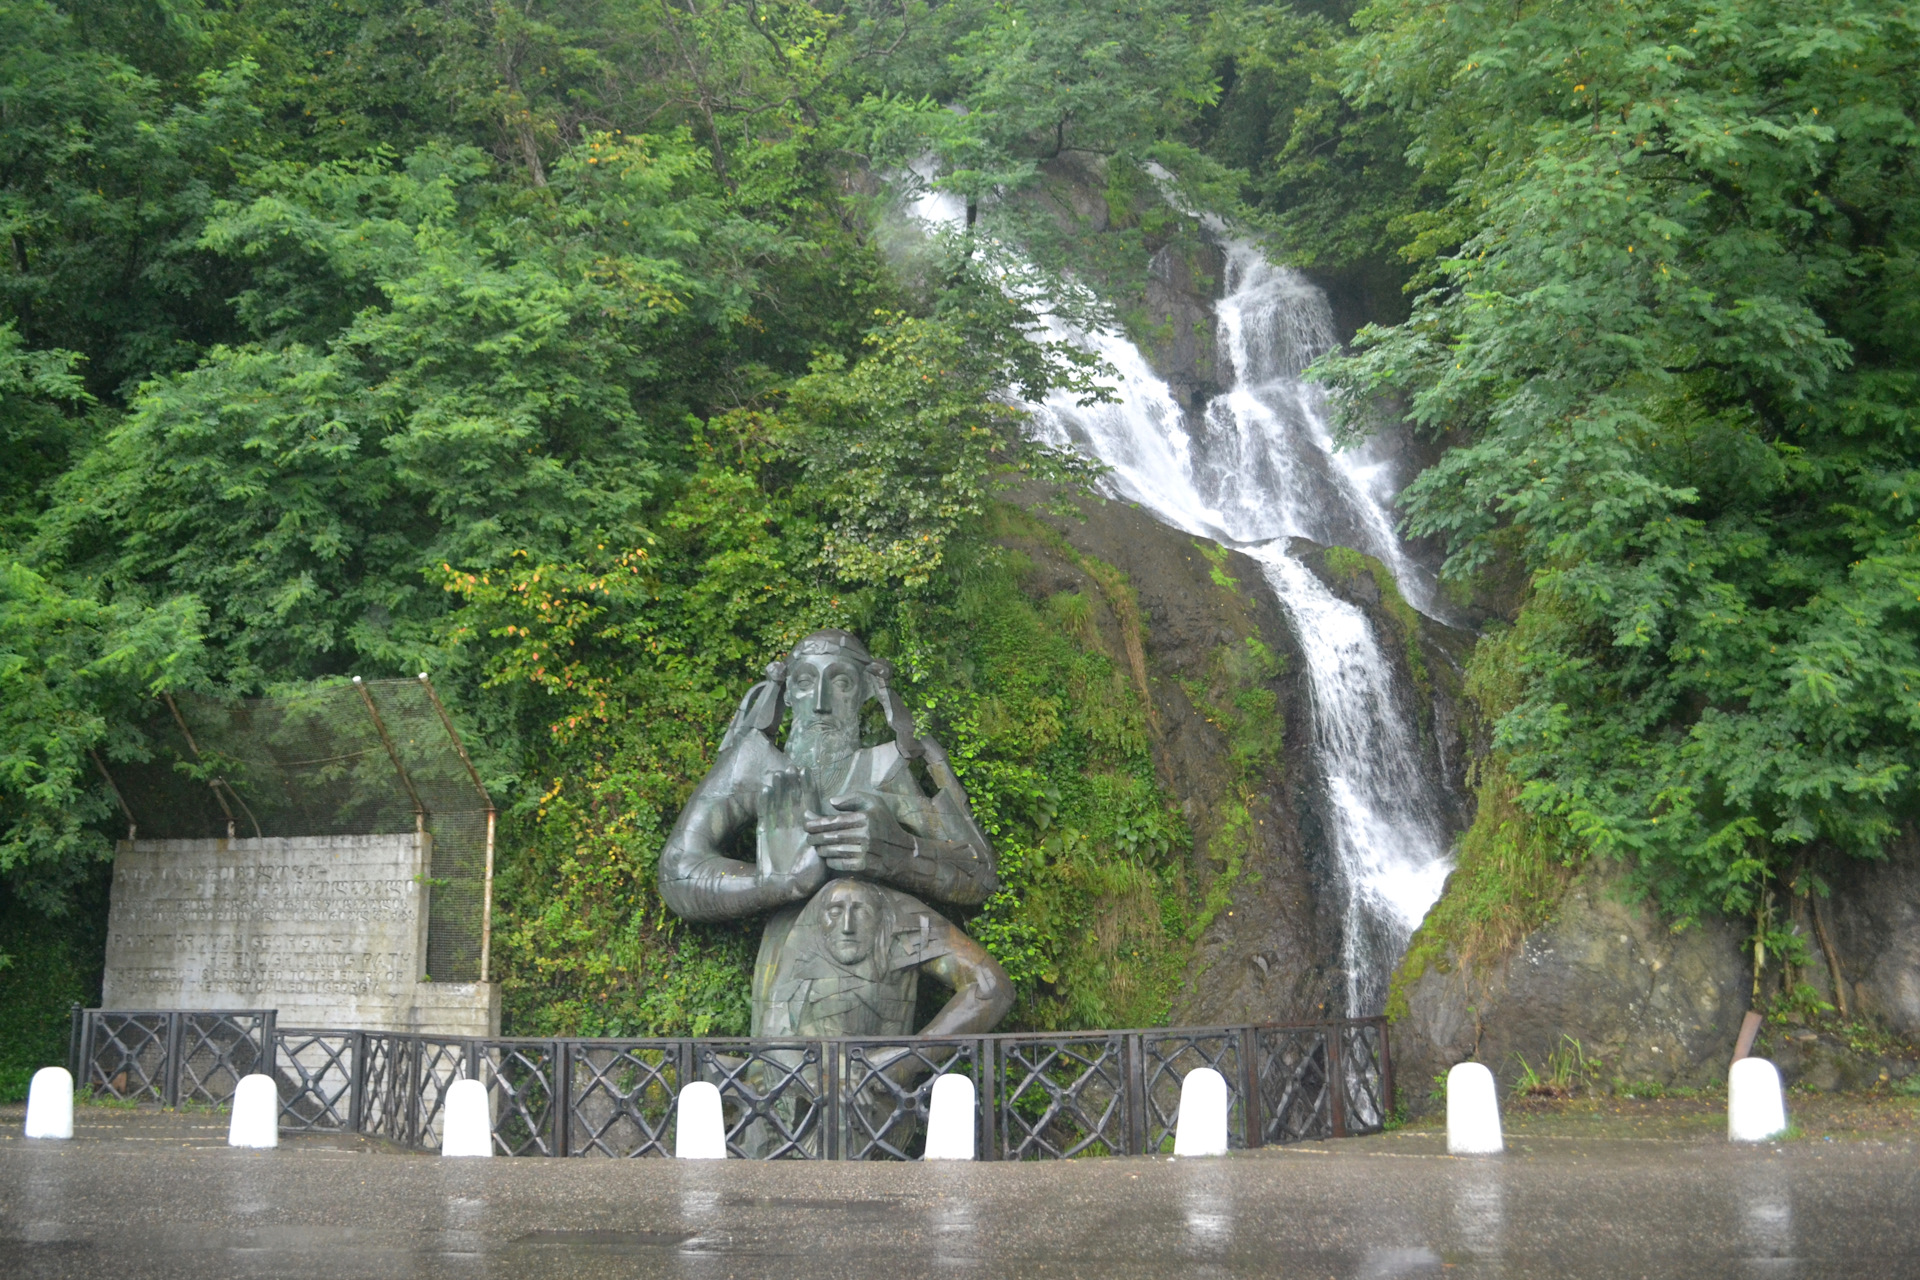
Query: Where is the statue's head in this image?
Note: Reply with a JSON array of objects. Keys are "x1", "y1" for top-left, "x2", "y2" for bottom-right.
[
  {"x1": 783, "y1": 630, "x2": 876, "y2": 771},
  {"x1": 818, "y1": 877, "x2": 886, "y2": 968}
]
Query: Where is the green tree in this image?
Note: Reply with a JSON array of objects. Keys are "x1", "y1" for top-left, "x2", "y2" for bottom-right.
[
  {"x1": 0, "y1": 561, "x2": 203, "y2": 909},
  {"x1": 1323, "y1": 0, "x2": 1920, "y2": 926}
]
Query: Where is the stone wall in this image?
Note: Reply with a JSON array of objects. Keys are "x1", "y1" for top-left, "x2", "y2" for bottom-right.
[{"x1": 102, "y1": 835, "x2": 497, "y2": 1037}]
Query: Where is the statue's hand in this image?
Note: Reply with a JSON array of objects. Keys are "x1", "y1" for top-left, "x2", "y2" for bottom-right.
[
  {"x1": 806, "y1": 793, "x2": 914, "y2": 876},
  {"x1": 780, "y1": 841, "x2": 828, "y2": 901},
  {"x1": 758, "y1": 768, "x2": 826, "y2": 901}
]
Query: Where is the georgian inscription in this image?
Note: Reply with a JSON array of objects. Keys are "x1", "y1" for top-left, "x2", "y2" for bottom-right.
[{"x1": 102, "y1": 835, "x2": 435, "y2": 1026}]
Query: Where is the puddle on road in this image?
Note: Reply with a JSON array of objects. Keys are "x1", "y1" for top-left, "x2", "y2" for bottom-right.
[
  {"x1": 509, "y1": 1228, "x2": 697, "y2": 1252},
  {"x1": 718, "y1": 1195, "x2": 903, "y2": 1215}
]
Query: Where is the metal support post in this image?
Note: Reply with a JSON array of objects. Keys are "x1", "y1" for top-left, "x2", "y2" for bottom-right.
[
  {"x1": 163, "y1": 1013, "x2": 183, "y2": 1108},
  {"x1": 353, "y1": 678, "x2": 427, "y2": 820},
  {"x1": 980, "y1": 1037, "x2": 1000, "y2": 1161},
  {"x1": 260, "y1": 1010, "x2": 277, "y2": 1099},
  {"x1": 480, "y1": 809, "x2": 495, "y2": 983},
  {"x1": 406, "y1": 1037, "x2": 423, "y2": 1147},
  {"x1": 1241, "y1": 1026, "x2": 1264, "y2": 1148},
  {"x1": 1326, "y1": 1025, "x2": 1347, "y2": 1139},
  {"x1": 823, "y1": 1040, "x2": 840, "y2": 1160},
  {"x1": 68, "y1": 1004, "x2": 84, "y2": 1080},
  {"x1": 1123, "y1": 1033, "x2": 1146, "y2": 1156},
  {"x1": 78, "y1": 1011, "x2": 96, "y2": 1096},
  {"x1": 163, "y1": 692, "x2": 258, "y2": 838},
  {"x1": 553, "y1": 1040, "x2": 570, "y2": 1157},
  {"x1": 89, "y1": 750, "x2": 138, "y2": 842},
  {"x1": 348, "y1": 1031, "x2": 369, "y2": 1133}
]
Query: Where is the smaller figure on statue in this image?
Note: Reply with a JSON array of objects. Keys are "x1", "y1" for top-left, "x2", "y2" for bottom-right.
[{"x1": 658, "y1": 629, "x2": 1012, "y2": 1038}]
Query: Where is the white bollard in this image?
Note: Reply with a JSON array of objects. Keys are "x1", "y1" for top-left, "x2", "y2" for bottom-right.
[
  {"x1": 1728, "y1": 1057, "x2": 1788, "y2": 1142},
  {"x1": 227, "y1": 1073, "x2": 280, "y2": 1149},
  {"x1": 24, "y1": 1067, "x2": 74, "y2": 1140},
  {"x1": 675, "y1": 1081, "x2": 727, "y2": 1159},
  {"x1": 1172, "y1": 1066, "x2": 1230, "y2": 1157},
  {"x1": 1446, "y1": 1062, "x2": 1504, "y2": 1155},
  {"x1": 922, "y1": 1073, "x2": 977, "y2": 1161},
  {"x1": 440, "y1": 1078, "x2": 493, "y2": 1158}
]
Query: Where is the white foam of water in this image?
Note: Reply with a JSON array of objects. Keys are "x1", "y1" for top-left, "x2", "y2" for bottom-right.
[{"x1": 909, "y1": 182, "x2": 1454, "y2": 1012}]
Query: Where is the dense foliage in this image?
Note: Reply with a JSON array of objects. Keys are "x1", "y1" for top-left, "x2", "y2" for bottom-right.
[
  {"x1": 1321, "y1": 0, "x2": 1920, "y2": 951},
  {"x1": 5, "y1": 0, "x2": 1916, "y2": 1070}
]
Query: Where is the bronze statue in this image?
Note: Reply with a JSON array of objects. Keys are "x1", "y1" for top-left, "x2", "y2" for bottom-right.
[{"x1": 658, "y1": 629, "x2": 1012, "y2": 1039}]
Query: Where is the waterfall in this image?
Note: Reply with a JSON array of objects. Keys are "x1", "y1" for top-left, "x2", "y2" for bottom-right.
[
  {"x1": 1024, "y1": 241, "x2": 1454, "y2": 1016},
  {"x1": 906, "y1": 181, "x2": 1454, "y2": 1013}
]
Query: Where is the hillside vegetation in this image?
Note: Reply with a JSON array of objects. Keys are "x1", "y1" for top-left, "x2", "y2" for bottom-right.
[{"x1": 3, "y1": 0, "x2": 1916, "y2": 1087}]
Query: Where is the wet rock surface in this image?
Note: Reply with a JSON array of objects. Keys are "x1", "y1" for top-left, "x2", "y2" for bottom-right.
[
  {"x1": 1004, "y1": 492, "x2": 1486, "y2": 1026},
  {"x1": 1004, "y1": 489, "x2": 1340, "y2": 1024},
  {"x1": 1391, "y1": 870, "x2": 1751, "y2": 1109},
  {"x1": 1812, "y1": 828, "x2": 1920, "y2": 1035},
  {"x1": 1391, "y1": 838, "x2": 1920, "y2": 1108}
]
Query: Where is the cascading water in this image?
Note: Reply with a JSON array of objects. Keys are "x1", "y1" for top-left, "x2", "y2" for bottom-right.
[
  {"x1": 908, "y1": 184, "x2": 1453, "y2": 1013},
  {"x1": 1026, "y1": 242, "x2": 1455, "y2": 1016}
]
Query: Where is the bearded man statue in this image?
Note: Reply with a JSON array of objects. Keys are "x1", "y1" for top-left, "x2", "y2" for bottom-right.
[{"x1": 657, "y1": 629, "x2": 1012, "y2": 1039}]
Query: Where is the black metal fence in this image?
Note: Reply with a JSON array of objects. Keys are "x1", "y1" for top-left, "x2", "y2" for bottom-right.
[{"x1": 70, "y1": 1008, "x2": 1391, "y2": 1159}]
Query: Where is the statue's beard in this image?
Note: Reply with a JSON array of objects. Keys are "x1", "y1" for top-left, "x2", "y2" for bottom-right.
[{"x1": 786, "y1": 717, "x2": 859, "y2": 778}]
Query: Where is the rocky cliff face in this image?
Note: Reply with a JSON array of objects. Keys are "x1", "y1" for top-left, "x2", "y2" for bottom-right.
[
  {"x1": 1391, "y1": 872, "x2": 1751, "y2": 1105},
  {"x1": 1388, "y1": 832, "x2": 1920, "y2": 1109},
  {"x1": 1004, "y1": 488, "x2": 1339, "y2": 1023},
  {"x1": 1006, "y1": 170, "x2": 1920, "y2": 1094},
  {"x1": 1812, "y1": 829, "x2": 1920, "y2": 1036},
  {"x1": 1005, "y1": 490, "x2": 1481, "y2": 1027}
]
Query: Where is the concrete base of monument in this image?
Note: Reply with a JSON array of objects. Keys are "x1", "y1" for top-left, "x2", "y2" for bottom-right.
[
  {"x1": 406, "y1": 982, "x2": 501, "y2": 1038},
  {"x1": 100, "y1": 835, "x2": 502, "y2": 1038}
]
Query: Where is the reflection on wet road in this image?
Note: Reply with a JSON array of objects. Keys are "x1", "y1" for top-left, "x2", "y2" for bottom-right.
[{"x1": 4, "y1": 1110, "x2": 1918, "y2": 1279}]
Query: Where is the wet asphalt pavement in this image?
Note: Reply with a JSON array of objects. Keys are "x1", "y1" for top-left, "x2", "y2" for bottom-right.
[{"x1": 4, "y1": 1107, "x2": 1919, "y2": 1279}]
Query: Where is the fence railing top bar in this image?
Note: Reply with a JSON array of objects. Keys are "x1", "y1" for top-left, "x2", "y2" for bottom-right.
[
  {"x1": 977, "y1": 1016, "x2": 1383, "y2": 1043},
  {"x1": 88, "y1": 1008, "x2": 273, "y2": 1017},
  {"x1": 435, "y1": 1021, "x2": 1383, "y2": 1050},
  {"x1": 83, "y1": 1009, "x2": 1383, "y2": 1038}
]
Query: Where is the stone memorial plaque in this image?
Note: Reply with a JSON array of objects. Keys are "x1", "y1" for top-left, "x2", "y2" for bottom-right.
[{"x1": 103, "y1": 834, "x2": 497, "y2": 1036}]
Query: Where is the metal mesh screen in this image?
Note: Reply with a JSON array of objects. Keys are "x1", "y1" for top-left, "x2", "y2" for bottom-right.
[{"x1": 100, "y1": 678, "x2": 493, "y2": 982}]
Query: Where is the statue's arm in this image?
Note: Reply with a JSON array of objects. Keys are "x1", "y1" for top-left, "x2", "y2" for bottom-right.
[
  {"x1": 917, "y1": 923, "x2": 1014, "y2": 1037},
  {"x1": 893, "y1": 829, "x2": 999, "y2": 905},
  {"x1": 657, "y1": 739, "x2": 821, "y2": 922},
  {"x1": 805, "y1": 737, "x2": 997, "y2": 906},
  {"x1": 889, "y1": 736, "x2": 998, "y2": 904}
]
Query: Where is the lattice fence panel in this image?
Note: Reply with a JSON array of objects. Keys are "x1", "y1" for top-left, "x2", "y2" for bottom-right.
[
  {"x1": 1257, "y1": 1027, "x2": 1331, "y2": 1144},
  {"x1": 840, "y1": 1039, "x2": 979, "y2": 1161},
  {"x1": 82, "y1": 1013, "x2": 171, "y2": 1103},
  {"x1": 566, "y1": 1043, "x2": 686, "y2": 1158},
  {"x1": 478, "y1": 1042, "x2": 558, "y2": 1156},
  {"x1": 276, "y1": 1031, "x2": 356, "y2": 1132},
  {"x1": 1139, "y1": 1030, "x2": 1248, "y2": 1154},
  {"x1": 698, "y1": 1041, "x2": 826, "y2": 1160},
  {"x1": 358, "y1": 1033, "x2": 409, "y2": 1142},
  {"x1": 1340, "y1": 1021, "x2": 1388, "y2": 1133},
  {"x1": 999, "y1": 1034, "x2": 1128, "y2": 1160},
  {"x1": 176, "y1": 1013, "x2": 271, "y2": 1105},
  {"x1": 416, "y1": 1040, "x2": 467, "y2": 1150}
]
